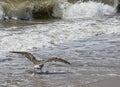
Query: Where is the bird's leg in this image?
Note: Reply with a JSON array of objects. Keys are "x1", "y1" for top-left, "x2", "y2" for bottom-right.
[
  {"x1": 39, "y1": 65, "x2": 44, "y2": 72},
  {"x1": 33, "y1": 67, "x2": 36, "y2": 74},
  {"x1": 31, "y1": 67, "x2": 36, "y2": 76}
]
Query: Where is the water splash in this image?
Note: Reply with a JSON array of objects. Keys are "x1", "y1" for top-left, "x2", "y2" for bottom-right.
[
  {"x1": 0, "y1": 1, "x2": 117, "y2": 20},
  {"x1": 0, "y1": 5, "x2": 4, "y2": 20},
  {"x1": 53, "y1": 1, "x2": 116, "y2": 18},
  {"x1": 0, "y1": 1, "x2": 119, "y2": 51}
]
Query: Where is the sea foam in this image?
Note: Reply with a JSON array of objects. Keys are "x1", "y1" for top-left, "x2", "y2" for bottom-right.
[
  {"x1": 53, "y1": 1, "x2": 116, "y2": 18},
  {"x1": 0, "y1": 1, "x2": 119, "y2": 51}
]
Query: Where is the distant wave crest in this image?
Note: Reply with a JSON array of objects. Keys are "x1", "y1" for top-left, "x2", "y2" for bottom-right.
[
  {"x1": 53, "y1": 1, "x2": 116, "y2": 18},
  {"x1": 0, "y1": 1, "x2": 117, "y2": 20}
]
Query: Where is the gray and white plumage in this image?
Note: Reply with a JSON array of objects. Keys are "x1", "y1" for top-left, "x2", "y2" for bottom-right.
[{"x1": 10, "y1": 51, "x2": 70, "y2": 72}]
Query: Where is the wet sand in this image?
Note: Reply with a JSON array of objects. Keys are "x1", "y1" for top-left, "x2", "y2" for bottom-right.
[{"x1": 82, "y1": 76, "x2": 120, "y2": 87}]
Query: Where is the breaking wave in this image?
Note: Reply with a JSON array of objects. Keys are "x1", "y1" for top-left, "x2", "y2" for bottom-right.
[
  {"x1": 0, "y1": 1, "x2": 116, "y2": 20},
  {"x1": 0, "y1": 1, "x2": 118, "y2": 51},
  {"x1": 53, "y1": 1, "x2": 116, "y2": 18}
]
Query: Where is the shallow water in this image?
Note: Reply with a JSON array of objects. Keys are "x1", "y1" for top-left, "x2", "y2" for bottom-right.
[
  {"x1": 1, "y1": 17, "x2": 120, "y2": 87},
  {"x1": 1, "y1": 37, "x2": 120, "y2": 87},
  {"x1": 0, "y1": 1, "x2": 120, "y2": 87}
]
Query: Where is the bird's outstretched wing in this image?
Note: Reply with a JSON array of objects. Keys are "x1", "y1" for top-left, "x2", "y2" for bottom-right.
[
  {"x1": 45, "y1": 57, "x2": 71, "y2": 65},
  {"x1": 9, "y1": 51, "x2": 38, "y2": 64}
]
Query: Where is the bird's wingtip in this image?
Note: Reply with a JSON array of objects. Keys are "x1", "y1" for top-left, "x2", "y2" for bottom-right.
[
  {"x1": 67, "y1": 62, "x2": 71, "y2": 65},
  {"x1": 9, "y1": 51, "x2": 18, "y2": 53},
  {"x1": 9, "y1": 51, "x2": 24, "y2": 53},
  {"x1": 9, "y1": 51, "x2": 15, "y2": 53}
]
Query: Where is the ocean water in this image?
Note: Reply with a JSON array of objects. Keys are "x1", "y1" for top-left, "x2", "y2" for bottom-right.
[{"x1": 0, "y1": 1, "x2": 120, "y2": 87}]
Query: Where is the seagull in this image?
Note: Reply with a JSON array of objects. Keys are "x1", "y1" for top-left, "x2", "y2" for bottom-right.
[{"x1": 10, "y1": 51, "x2": 70, "y2": 73}]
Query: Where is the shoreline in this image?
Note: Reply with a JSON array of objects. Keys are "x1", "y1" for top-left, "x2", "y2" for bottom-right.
[{"x1": 82, "y1": 76, "x2": 120, "y2": 87}]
